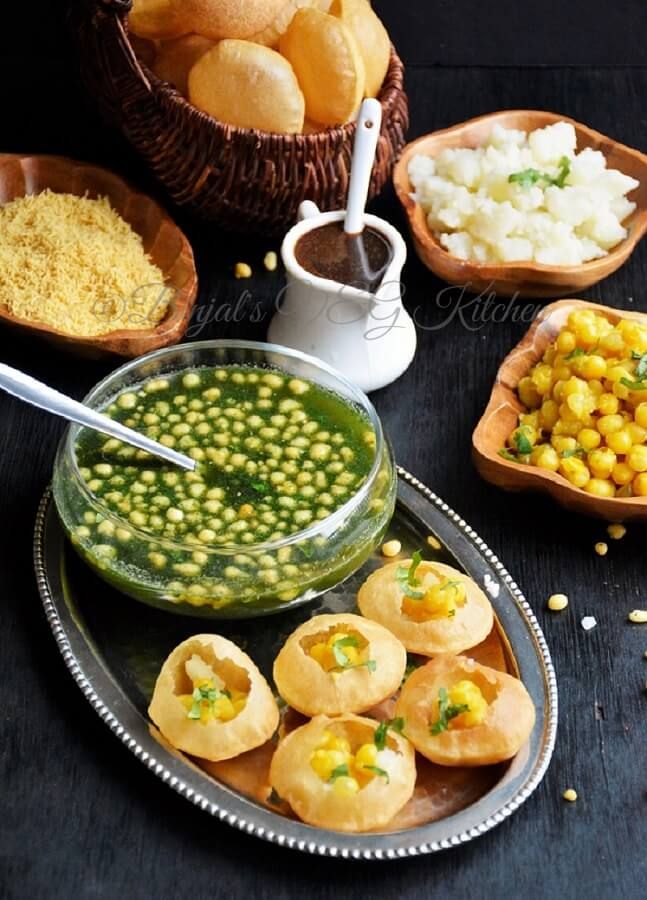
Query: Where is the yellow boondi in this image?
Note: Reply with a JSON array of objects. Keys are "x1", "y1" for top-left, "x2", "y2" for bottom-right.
[{"x1": 0, "y1": 190, "x2": 169, "y2": 337}]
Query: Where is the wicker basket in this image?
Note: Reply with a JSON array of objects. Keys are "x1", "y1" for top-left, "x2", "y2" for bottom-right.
[{"x1": 70, "y1": 0, "x2": 409, "y2": 234}]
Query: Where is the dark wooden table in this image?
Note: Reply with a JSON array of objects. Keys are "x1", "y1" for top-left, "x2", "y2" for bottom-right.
[{"x1": 2, "y1": 3, "x2": 647, "y2": 898}]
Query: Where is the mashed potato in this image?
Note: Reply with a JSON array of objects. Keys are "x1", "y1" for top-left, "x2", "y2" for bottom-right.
[{"x1": 408, "y1": 121, "x2": 639, "y2": 265}]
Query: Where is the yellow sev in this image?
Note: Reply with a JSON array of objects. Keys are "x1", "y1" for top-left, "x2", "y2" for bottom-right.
[{"x1": 0, "y1": 190, "x2": 170, "y2": 337}]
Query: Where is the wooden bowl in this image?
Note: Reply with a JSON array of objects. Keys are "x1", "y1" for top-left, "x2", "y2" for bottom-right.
[
  {"x1": 472, "y1": 298, "x2": 647, "y2": 522},
  {"x1": 0, "y1": 154, "x2": 197, "y2": 358},
  {"x1": 69, "y1": 0, "x2": 409, "y2": 235},
  {"x1": 393, "y1": 110, "x2": 647, "y2": 299}
]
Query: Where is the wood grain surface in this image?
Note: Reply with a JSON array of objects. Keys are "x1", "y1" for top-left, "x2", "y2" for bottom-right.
[{"x1": 1, "y1": 3, "x2": 647, "y2": 899}]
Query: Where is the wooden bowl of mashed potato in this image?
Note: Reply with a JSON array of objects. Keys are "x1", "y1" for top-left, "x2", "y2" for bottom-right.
[{"x1": 393, "y1": 110, "x2": 647, "y2": 298}]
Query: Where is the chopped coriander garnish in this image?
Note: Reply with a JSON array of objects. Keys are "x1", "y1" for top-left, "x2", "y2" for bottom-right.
[
  {"x1": 187, "y1": 681, "x2": 230, "y2": 720},
  {"x1": 331, "y1": 635, "x2": 358, "y2": 667},
  {"x1": 395, "y1": 550, "x2": 425, "y2": 599},
  {"x1": 508, "y1": 168, "x2": 543, "y2": 189},
  {"x1": 364, "y1": 765, "x2": 389, "y2": 783},
  {"x1": 407, "y1": 549, "x2": 423, "y2": 583},
  {"x1": 621, "y1": 377, "x2": 647, "y2": 391},
  {"x1": 565, "y1": 347, "x2": 587, "y2": 361},
  {"x1": 623, "y1": 352, "x2": 647, "y2": 388},
  {"x1": 430, "y1": 687, "x2": 470, "y2": 736},
  {"x1": 631, "y1": 351, "x2": 647, "y2": 379},
  {"x1": 552, "y1": 156, "x2": 572, "y2": 188},
  {"x1": 328, "y1": 764, "x2": 350, "y2": 782},
  {"x1": 508, "y1": 156, "x2": 571, "y2": 190},
  {"x1": 374, "y1": 717, "x2": 405, "y2": 751},
  {"x1": 498, "y1": 448, "x2": 518, "y2": 462},
  {"x1": 513, "y1": 428, "x2": 533, "y2": 455},
  {"x1": 331, "y1": 635, "x2": 376, "y2": 673},
  {"x1": 561, "y1": 446, "x2": 585, "y2": 459},
  {"x1": 398, "y1": 581, "x2": 426, "y2": 599}
]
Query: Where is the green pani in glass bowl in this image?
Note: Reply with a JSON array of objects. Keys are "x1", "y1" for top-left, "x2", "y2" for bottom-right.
[{"x1": 52, "y1": 341, "x2": 396, "y2": 618}]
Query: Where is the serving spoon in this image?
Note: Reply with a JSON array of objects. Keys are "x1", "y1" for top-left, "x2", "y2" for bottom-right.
[
  {"x1": 0, "y1": 362, "x2": 197, "y2": 471},
  {"x1": 343, "y1": 98, "x2": 388, "y2": 292}
]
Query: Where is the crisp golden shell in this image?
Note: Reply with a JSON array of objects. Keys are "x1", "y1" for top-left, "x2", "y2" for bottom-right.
[
  {"x1": 148, "y1": 634, "x2": 279, "y2": 762},
  {"x1": 330, "y1": 0, "x2": 390, "y2": 98},
  {"x1": 279, "y1": 8, "x2": 365, "y2": 126},
  {"x1": 182, "y1": 0, "x2": 286, "y2": 40},
  {"x1": 152, "y1": 34, "x2": 215, "y2": 96},
  {"x1": 357, "y1": 560, "x2": 494, "y2": 656},
  {"x1": 188, "y1": 40, "x2": 305, "y2": 133},
  {"x1": 269, "y1": 714, "x2": 417, "y2": 832},
  {"x1": 248, "y1": 0, "x2": 330, "y2": 48},
  {"x1": 273, "y1": 613, "x2": 407, "y2": 716},
  {"x1": 129, "y1": 0, "x2": 188, "y2": 40},
  {"x1": 395, "y1": 655, "x2": 537, "y2": 766}
]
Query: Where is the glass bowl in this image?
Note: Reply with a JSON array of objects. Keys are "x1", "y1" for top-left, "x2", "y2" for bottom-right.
[{"x1": 52, "y1": 340, "x2": 396, "y2": 618}]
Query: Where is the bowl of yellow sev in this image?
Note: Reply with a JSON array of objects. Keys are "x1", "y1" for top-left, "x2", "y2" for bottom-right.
[{"x1": 0, "y1": 154, "x2": 198, "y2": 357}]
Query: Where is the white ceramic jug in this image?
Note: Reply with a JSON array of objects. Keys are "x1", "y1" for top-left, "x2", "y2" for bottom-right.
[{"x1": 267, "y1": 201, "x2": 417, "y2": 393}]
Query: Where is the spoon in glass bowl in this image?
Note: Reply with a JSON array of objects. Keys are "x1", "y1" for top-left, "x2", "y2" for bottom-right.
[{"x1": 0, "y1": 362, "x2": 197, "y2": 471}]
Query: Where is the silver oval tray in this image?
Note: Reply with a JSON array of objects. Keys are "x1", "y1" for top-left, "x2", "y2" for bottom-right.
[{"x1": 33, "y1": 468, "x2": 557, "y2": 861}]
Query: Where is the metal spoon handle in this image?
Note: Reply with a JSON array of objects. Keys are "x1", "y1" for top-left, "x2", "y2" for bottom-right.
[{"x1": 0, "y1": 363, "x2": 196, "y2": 471}]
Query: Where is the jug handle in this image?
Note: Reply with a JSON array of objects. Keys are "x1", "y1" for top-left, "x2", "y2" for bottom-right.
[{"x1": 298, "y1": 201, "x2": 320, "y2": 222}]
